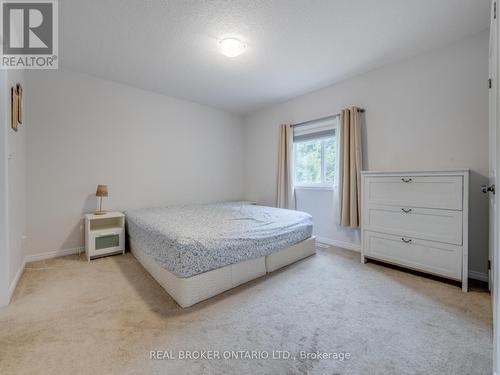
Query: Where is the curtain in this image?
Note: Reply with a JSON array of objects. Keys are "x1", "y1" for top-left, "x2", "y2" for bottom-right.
[
  {"x1": 338, "y1": 107, "x2": 363, "y2": 228},
  {"x1": 276, "y1": 124, "x2": 295, "y2": 209}
]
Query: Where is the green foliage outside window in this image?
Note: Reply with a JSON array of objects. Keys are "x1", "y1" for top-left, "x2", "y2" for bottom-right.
[
  {"x1": 324, "y1": 137, "x2": 336, "y2": 183},
  {"x1": 295, "y1": 140, "x2": 321, "y2": 183},
  {"x1": 294, "y1": 136, "x2": 336, "y2": 185}
]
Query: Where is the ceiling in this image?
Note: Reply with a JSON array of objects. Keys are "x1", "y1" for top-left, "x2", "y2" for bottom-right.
[{"x1": 60, "y1": 0, "x2": 491, "y2": 115}]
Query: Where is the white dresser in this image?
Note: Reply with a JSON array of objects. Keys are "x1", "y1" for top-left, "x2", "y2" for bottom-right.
[{"x1": 361, "y1": 170, "x2": 469, "y2": 291}]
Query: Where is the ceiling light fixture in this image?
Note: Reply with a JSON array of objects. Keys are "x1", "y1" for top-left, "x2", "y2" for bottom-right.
[{"x1": 219, "y1": 38, "x2": 246, "y2": 58}]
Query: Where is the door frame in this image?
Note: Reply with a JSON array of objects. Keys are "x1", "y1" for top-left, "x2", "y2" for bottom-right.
[
  {"x1": 492, "y1": 0, "x2": 500, "y2": 373},
  {"x1": 0, "y1": 69, "x2": 9, "y2": 307}
]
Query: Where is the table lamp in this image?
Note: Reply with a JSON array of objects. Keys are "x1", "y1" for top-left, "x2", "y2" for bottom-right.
[{"x1": 95, "y1": 184, "x2": 108, "y2": 215}]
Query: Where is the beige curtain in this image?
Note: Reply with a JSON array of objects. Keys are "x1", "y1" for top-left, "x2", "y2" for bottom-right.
[
  {"x1": 338, "y1": 107, "x2": 363, "y2": 228},
  {"x1": 276, "y1": 124, "x2": 295, "y2": 209}
]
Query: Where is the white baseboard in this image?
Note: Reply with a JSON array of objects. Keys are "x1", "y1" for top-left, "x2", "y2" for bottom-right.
[
  {"x1": 24, "y1": 246, "x2": 83, "y2": 263},
  {"x1": 8, "y1": 247, "x2": 84, "y2": 303},
  {"x1": 8, "y1": 257, "x2": 26, "y2": 302},
  {"x1": 469, "y1": 270, "x2": 489, "y2": 282},
  {"x1": 8, "y1": 244, "x2": 490, "y2": 305},
  {"x1": 316, "y1": 236, "x2": 361, "y2": 252}
]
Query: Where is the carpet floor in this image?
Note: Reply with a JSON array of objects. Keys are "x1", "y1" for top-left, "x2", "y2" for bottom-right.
[{"x1": 0, "y1": 246, "x2": 492, "y2": 375}]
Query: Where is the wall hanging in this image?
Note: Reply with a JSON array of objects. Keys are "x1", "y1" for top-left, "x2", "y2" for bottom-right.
[{"x1": 11, "y1": 83, "x2": 23, "y2": 131}]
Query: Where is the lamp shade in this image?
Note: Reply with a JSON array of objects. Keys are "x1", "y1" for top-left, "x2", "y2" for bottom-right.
[{"x1": 96, "y1": 185, "x2": 108, "y2": 197}]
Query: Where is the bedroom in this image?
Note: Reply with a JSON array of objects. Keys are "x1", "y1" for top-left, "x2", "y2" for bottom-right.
[{"x1": 0, "y1": 0, "x2": 497, "y2": 374}]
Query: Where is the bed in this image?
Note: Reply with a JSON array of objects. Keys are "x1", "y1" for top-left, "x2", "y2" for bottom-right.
[{"x1": 126, "y1": 202, "x2": 315, "y2": 307}]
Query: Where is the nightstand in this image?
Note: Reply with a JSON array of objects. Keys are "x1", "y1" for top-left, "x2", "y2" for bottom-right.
[{"x1": 84, "y1": 211, "x2": 125, "y2": 261}]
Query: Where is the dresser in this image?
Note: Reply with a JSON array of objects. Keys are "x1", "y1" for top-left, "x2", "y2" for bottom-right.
[{"x1": 361, "y1": 170, "x2": 469, "y2": 291}]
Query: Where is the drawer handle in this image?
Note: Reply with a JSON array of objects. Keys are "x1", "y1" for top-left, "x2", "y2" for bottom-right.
[
  {"x1": 401, "y1": 178, "x2": 413, "y2": 183},
  {"x1": 401, "y1": 237, "x2": 412, "y2": 244},
  {"x1": 401, "y1": 208, "x2": 412, "y2": 213}
]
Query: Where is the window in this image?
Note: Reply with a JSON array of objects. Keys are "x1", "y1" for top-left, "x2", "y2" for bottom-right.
[{"x1": 293, "y1": 117, "x2": 337, "y2": 187}]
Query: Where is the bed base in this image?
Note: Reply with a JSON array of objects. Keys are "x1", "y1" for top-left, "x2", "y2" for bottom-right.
[{"x1": 130, "y1": 236, "x2": 316, "y2": 308}]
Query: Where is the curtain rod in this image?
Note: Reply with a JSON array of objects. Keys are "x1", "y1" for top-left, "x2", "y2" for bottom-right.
[{"x1": 291, "y1": 108, "x2": 365, "y2": 128}]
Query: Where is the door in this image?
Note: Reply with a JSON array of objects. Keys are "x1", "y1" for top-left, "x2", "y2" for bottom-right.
[{"x1": 489, "y1": 0, "x2": 498, "y2": 291}]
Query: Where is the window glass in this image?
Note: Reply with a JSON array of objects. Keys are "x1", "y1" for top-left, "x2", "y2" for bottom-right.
[
  {"x1": 294, "y1": 139, "x2": 322, "y2": 184},
  {"x1": 324, "y1": 137, "x2": 336, "y2": 183},
  {"x1": 294, "y1": 136, "x2": 336, "y2": 186}
]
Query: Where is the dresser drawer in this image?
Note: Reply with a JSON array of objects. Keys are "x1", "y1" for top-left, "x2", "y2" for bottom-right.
[
  {"x1": 364, "y1": 176, "x2": 463, "y2": 210},
  {"x1": 362, "y1": 231, "x2": 462, "y2": 280},
  {"x1": 363, "y1": 205, "x2": 462, "y2": 245}
]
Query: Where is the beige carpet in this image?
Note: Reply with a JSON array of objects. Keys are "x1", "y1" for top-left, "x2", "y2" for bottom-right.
[{"x1": 0, "y1": 246, "x2": 492, "y2": 375}]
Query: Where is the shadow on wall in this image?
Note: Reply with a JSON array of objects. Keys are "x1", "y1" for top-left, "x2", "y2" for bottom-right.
[
  {"x1": 295, "y1": 188, "x2": 361, "y2": 247},
  {"x1": 357, "y1": 109, "x2": 488, "y2": 275},
  {"x1": 60, "y1": 193, "x2": 97, "y2": 250},
  {"x1": 469, "y1": 170, "x2": 489, "y2": 273},
  {"x1": 360, "y1": 113, "x2": 369, "y2": 171}
]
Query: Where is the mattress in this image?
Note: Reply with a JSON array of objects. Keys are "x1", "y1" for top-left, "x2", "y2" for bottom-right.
[{"x1": 126, "y1": 202, "x2": 313, "y2": 277}]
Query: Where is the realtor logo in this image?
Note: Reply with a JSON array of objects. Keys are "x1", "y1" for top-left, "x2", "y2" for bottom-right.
[{"x1": 1, "y1": 0, "x2": 58, "y2": 69}]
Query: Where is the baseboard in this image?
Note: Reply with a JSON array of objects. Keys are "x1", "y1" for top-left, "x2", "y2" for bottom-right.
[
  {"x1": 315, "y1": 236, "x2": 361, "y2": 252},
  {"x1": 317, "y1": 237, "x2": 488, "y2": 282},
  {"x1": 8, "y1": 257, "x2": 26, "y2": 302},
  {"x1": 25, "y1": 246, "x2": 83, "y2": 263},
  {"x1": 469, "y1": 270, "x2": 489, "y2": 282},
  {"x1": 7, "y1": 247, "x2": 84, "y2": 304}
]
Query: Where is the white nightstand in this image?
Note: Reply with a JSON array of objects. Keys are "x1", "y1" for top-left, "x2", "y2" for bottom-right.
[{"x1": 84, "y1": 211, "x2": 125, "y2": 261}]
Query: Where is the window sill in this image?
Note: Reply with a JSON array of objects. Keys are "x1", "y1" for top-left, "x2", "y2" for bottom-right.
[{"x1": 294, "y1": 185, "x2": 335, "y2": 191}]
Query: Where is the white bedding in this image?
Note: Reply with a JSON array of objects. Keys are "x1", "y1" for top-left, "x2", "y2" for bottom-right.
[{"x1": 126, "y1": 202, "x2": 313, "y2": 277}]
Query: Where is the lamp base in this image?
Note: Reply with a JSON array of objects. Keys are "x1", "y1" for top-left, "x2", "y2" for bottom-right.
[{"x1": 94, "y1": 211, "x2": 107, "y2": 215}]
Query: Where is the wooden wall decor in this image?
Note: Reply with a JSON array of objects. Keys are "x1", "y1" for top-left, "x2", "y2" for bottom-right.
[
  {"x1": 11, "y1": 86, "x2": 18, "y2": 131},
  {"x1": 17, "y1": 83, "x2": 22, "y2": 124},
  {"x1": 10, "y1": 83, "x2": 23, "y2": 131}
]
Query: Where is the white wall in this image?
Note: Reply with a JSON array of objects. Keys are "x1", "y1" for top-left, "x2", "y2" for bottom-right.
[
  {"x1": 295, "y1": 188, "x2": 360, "y2": 250},
  {"x1": 0, "y1": 70, "x2": 9, "y2": 306},
  {"x1": 24, "y1": 69, "x2": 244, "y2": 256},
  {"x1": 0, "y1": 67, "x2": 27, "y2": 307},
  {"x1": 7, "y1": 70, "x2": 26, "y2": 293},
  {"x1": 243, "y1": 31, "x2": 490, "y2": 276}
]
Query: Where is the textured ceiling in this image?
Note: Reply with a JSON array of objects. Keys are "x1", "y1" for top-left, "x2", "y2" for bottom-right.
[{"x1": 60, "y1": 0, "x2": 491, "y2": 114}]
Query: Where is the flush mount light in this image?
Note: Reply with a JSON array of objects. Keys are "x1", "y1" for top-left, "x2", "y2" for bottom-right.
[{"x1": 219, "y1": 38, "x2": 246, "y2": 58}]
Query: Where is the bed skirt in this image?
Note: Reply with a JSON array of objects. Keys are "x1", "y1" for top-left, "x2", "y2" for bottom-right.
[{"x1": 130, "y1": 236, "x2": 316, "y2": 308}]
